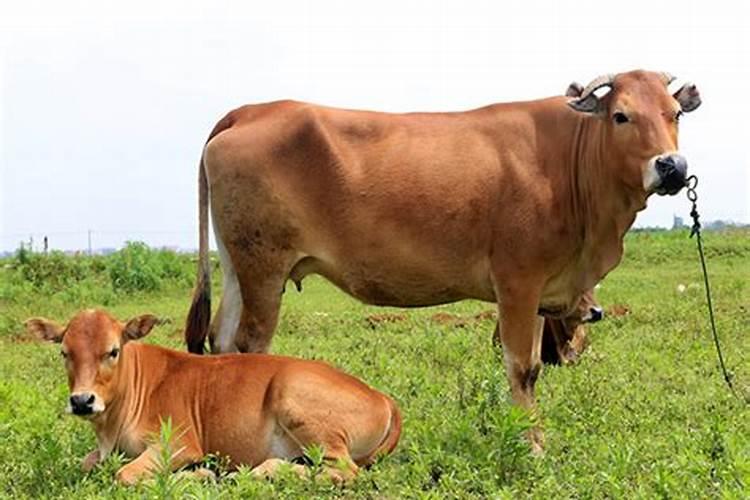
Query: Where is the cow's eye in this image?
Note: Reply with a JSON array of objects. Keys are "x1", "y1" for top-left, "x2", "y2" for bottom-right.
[
  {"x1": 108, "y1": 348, "x2": 119, "y2": 359},
  {"x1": 613, "y1": 112, "x2": 629, "y2": 124},
  {"x1": 675, "y1": 110, "x2": 683, "y2": 122}
]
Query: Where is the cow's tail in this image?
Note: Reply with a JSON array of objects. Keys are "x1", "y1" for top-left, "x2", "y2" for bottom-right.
[
  {"x1": 185, "y1": 153, "x2": 212, "y2": 354},
  {"x1": 185, "y1": 112, "x2": 236, "y2": 354}
]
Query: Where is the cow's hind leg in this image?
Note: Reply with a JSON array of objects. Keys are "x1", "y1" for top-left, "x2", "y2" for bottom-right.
[
  {"x1": 209, "y1": 236, "x2": 243, "y2": 353},
  {"x1": 210, "y1": 270, "x2": 288, "y2": 354},
  {"x1": 210, "y1": 225, "x2": 296, "y2": 354},
  {"x1": 233, "y1": 278, "x2": 288, "y2": 353},
  {"x1": 496, "y1": 283, "x2": 545, "y2": 454}
]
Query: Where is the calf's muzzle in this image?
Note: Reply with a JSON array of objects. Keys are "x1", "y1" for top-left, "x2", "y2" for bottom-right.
[
  {"x1": 588, "y1": 306, "x2": 604, "y2": 323},
  {"x1": 70, "y1": 393, "x2": 95, "y2": 415}
]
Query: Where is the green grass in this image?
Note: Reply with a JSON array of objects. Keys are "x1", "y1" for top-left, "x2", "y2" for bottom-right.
[{"x1": 1, "y1": 229, "x2": 748, "y2": 498}]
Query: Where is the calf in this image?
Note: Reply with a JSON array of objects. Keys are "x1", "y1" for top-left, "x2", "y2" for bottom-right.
[
  {"x1": 540, "y1": 289, "x2": 603, "y2": 365},
  {"x1": 492, "y1": 289, "x2": 603, "y2": 365},
  {"x1": 25, "y1": 310, "x2": 401, "y2": 485}
]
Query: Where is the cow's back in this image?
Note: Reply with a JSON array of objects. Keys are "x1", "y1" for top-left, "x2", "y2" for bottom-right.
[{"x1": 202, "y1": 100, "x2": 542, "y2": 305}]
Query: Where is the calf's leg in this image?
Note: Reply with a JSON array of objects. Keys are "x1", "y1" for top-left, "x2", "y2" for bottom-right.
[
  {"x1": 115, "y1": 443, "x2": 203, "y2": 486},
  {"x1": 250, "y1": 458, "x2": 308, "y2": 479},
  {"x1": 81, "y1": 449, "x2": 101, "y2": 472}
]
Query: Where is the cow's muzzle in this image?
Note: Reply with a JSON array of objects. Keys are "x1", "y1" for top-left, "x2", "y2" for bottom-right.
[
  {"x1": 654, "y1": 154, "x2": 688, "y2": 195},
  {"x1": 582, "y1": 306, "x2": 604, "y2": 324}
]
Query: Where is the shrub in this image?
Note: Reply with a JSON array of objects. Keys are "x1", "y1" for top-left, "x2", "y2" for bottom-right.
[
  {"x1": 107, "y1": 242, "x2": 193, "y2": 293},
  {"x1": 12, "y1": 249, "x2": 103, "y2": 291}
]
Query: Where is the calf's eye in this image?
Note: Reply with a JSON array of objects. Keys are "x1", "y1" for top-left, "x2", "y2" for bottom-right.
[{"x1": 108, "y1": 348, "x2": 119, "y2": 359}]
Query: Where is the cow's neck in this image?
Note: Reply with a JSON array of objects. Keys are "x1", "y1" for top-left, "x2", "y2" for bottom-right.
[
  {"x1": 565, "y1": 114, "x2": 641, "y2": 286},
  {"x1": 91, "y1": 343, "x2": 149, "y2": 457}
]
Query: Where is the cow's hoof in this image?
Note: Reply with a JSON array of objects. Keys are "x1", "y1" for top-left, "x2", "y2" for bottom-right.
[
  {"x1": 562, "y1": 349, "x2": 579, "y2": 365},
  {"x1": 527, "y1": 427, "x2": 545, "y2": 456},
  {"x1": 530, "y1": 441, "x2": 545, "y2": 456}
]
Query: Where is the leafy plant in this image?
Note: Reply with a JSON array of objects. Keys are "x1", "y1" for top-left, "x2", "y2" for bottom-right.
[{"x1": 142, "y1": 417, "x2": 189, "y2": 499}]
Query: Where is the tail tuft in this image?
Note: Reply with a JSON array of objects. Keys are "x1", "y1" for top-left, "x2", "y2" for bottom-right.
[
  {"x1": 185, "y1": 273, "x2": 211, "y2": 354},
  {"x1": 184, "y1": 148, "x2": 213, "y2": 354},
  {"x1": 184, "y1": 109, "x2": 236, "y2": 354}
]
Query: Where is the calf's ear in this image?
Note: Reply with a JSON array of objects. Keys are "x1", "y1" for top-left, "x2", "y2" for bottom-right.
[
  {"x1": 25, "y1": 317, "x2": 65, "y2": 343},
  {"x1": 123, "y1": 314, "x2": 160, "y2": 342}
]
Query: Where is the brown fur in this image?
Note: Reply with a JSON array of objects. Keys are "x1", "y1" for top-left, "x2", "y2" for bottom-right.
[{"x1": 27, "y1": 310, "x2": 400, "y2": 485}]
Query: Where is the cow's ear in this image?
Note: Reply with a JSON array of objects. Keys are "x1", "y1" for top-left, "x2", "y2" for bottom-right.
[
  {"x1": 565, "y1": 81, "x2": 583, "y2": 97},
  {"x1": 567, "y1": 94, "x2": 604, "y2": 114},
  {"x1": 673, "y1": 82, "x2": 701, "y2": 113},
  {"x1": 123, "y1": 314, "x2": 160, "y2": 342},
  {"x1": 567, "y1": 74, "x2": 614, "y2": 116},
  {"x1": 25, "y1": 317, "x2": 65, "y2": 343}
]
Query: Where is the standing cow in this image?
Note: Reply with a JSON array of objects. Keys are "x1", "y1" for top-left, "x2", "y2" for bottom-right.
[{"x1": 185, "y1": 70, "x2": 701, "y2": 451}]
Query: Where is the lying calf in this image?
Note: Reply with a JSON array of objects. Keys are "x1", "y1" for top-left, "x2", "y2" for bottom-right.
[{"x1": 25, "y1": 309, "x2": 401, "y2": 485}]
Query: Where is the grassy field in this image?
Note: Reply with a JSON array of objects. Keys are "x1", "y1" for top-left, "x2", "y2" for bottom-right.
[{"x1": 1, "y1": 230, "x2": 748, "y2": 498}]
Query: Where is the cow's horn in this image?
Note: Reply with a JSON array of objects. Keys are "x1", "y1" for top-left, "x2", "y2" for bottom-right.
[
  {"x1": 568, "y1": 74, "x2": 615, "y2": 113},
  {"x1": 660, "y1": 72, "x2": 676, "y2": 86},
  {"x1": 578, "y1": 74, "x2": 616, "y2": 100}
]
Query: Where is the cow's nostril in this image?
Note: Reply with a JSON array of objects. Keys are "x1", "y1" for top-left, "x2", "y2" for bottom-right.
[
  {"x1": 655, "y1": 156, "x2": 676, "y2": 170},
  {"x1": 656, "y1": 155, "x2": 687, "y2": 174}
]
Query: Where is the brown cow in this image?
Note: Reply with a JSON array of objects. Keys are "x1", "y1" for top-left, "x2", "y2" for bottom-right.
[
  {"x1": 185, "y1": 70, "x2": 701, "y2": 451},
  {"x1": 26, "y1": 310, "x2": 401, "y2": 484}
]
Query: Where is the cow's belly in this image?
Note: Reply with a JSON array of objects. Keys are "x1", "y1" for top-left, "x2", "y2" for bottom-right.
[{"x1": 289, "y1": 253, "x2": 496, "y2": 307}]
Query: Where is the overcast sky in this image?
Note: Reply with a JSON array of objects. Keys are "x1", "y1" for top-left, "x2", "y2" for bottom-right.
[{"x1": 1, "y1": 1, "x2": 748, "y2": 252}]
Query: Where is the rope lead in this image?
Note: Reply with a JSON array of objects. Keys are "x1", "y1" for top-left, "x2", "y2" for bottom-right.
[{"x1": 685, "y1": 175, "x2": 745, "y2": 403}]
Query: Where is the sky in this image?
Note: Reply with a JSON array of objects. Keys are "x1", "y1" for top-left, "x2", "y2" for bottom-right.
[{"x1": 1, "y1": 0, "x2": 748, "y2": 252}]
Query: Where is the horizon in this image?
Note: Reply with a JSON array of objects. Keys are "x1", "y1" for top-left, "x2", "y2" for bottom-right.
[{"x1": 4, "y1": 217, "x2": 748, "y2": 257}]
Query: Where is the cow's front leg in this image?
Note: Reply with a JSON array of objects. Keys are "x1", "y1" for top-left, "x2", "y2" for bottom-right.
[{"x1": 496, "y1": 284, "x2": 545, "y2": 454}]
